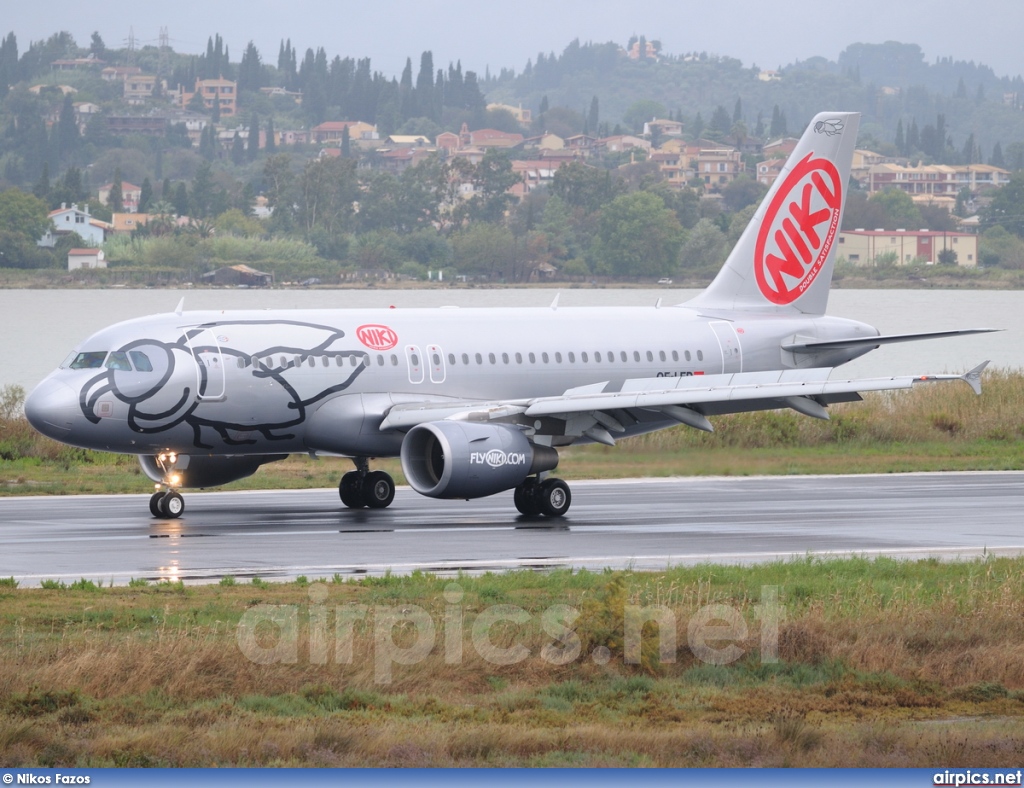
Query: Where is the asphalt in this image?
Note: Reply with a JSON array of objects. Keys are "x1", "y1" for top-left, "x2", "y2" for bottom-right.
[{"x1": 2, "y1": 473, "x2": 1023, "y2": 586}]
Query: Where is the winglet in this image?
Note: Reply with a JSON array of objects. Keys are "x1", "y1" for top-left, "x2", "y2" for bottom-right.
[
  {"x1": 963, "y1": 361, "x2": 989, "y2": 396},
  {"x1": 550, "y1": 293, "x2": 560, "y2": 311},
  {"x1": 174, "y1": 296, "x2": 185, "y2": 316}
]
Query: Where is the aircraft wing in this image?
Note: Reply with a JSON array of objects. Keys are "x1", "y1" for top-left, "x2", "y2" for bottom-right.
[
  {"x1": 782, "y1": 329, "x2": 1000, "y2": 353},
  {"x1": 380, "y1": 362, "x2": 988, "y2": 443}
]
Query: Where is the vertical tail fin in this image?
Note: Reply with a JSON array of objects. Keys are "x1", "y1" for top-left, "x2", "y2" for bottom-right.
[{"x1": 688, "y1": 111, "x2": 860, "y2": 315}]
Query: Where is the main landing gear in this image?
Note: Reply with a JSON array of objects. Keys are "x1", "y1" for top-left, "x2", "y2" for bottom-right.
[
  {"x1": 339, "y1": 458, "x2": 396, "y2": 510},
  {"x1": 150, "y1": 452, "x2": 185, "y2": 519},
  {"x1": 513, "y1": 476, "x2": 572, "y2": 517}
]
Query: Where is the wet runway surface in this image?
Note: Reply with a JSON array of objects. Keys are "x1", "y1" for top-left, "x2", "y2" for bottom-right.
[{"x1": 2, "y1": 473, "x2": 1023, "y2": 585}]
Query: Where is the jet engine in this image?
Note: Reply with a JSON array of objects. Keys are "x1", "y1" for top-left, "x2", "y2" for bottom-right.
[
  {"x1": 139, "y1": 454, "x2": 287, "y2": 488},
  {"x1": 400, "y1": 422, "x2": 558, "y2": 499}
]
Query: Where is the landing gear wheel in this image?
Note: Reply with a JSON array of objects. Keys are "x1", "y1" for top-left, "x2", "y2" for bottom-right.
[
  {"x1": 514, "y1": 480, "x2": 541, "y2": 516},
  {"x1": 362, "y1": 471, "x2": 395, "y2": 509},
  {"x1": 161, "y1": 491, "x2": 185, "y2": 519},
  {"x1": 339, "y1": 471, "x2": 366, "y2": 509},
  {"x1": 149, "y1": 492, "x2": 166, "y2": 518},
  {"x1": 537, "y1": 478, "x2": 571, "y2": 518}
]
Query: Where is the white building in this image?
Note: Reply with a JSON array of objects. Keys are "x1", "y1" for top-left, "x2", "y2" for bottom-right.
[
  {"x1": 38, "y1": 203, "x2": 110, "y2": 248},
  {"x1": 67, "y1": 248, "x2": 106, "y2": 271}
]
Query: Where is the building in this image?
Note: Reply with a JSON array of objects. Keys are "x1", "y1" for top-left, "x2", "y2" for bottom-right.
[
  {"x1": 867, "y1": 163, "x2": 1011, "y2": 197},
  {"x1": 104, "y1": 115, "x2": 169, "y2": 136},
  {"x1": 487, "y1": 103, "x2": 532, "y2": 126},
  {"x1": 756, "y1": 157, "x2": 786, "y2": 187},
  {"x1": 178, "y1": 77, "x2": 237, "y2": 117},
  {"x1": 467, "y1": 128, "x2": 524, "y2": 149},
  {"x1": 690, "y1": 146, "x2": 745, "y2": 188},
  {"x1": 123, "y1": 75, "x2": 160, "y2": 103},
  {"x1": 101, "y1": 66, "x2": 142, "y2": 82},
  {"x1": 67, "y1": 248, "x2": 105, "y2": 271},
  {"x1": 111, "y1": 213, "x2": 150, "y2": 235},
  {"x1": 200, "y1": 264, "x2": 273, "y2": 287},
  {"x1": 39, "y1": 203, "x2": 110, "y2": 248},
  {"x1": 310, "y1": 121, "x2": 377, "y2": 144},
  {"x1": 98, "y1": 182, "x2": 143, "y2": 213},
  {"x1": 838, "y1": 229, "x2": 978, "y2": 267}
]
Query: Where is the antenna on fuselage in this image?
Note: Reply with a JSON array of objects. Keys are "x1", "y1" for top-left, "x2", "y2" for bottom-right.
[
  {"x1": 550, "y1": 293, "x2": 560, "y2": 311},
  {"x1": 655, "y1": 298, "x2": 662, "y2": 308},
  {"x1": 173, "y1": 297, "x2": 185, "y2": 316}
]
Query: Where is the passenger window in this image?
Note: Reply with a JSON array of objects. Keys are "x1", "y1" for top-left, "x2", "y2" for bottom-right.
[
  {"x1": 697, "y1": 350, "x2": 704, "y2": 361},
  {"x1": 659, "y1": 351, "x2": 666, "y2": 362},
  {"x1": 646, "y1": 351, "x2": 654, "y2": 362},
  {"x1": 308, "y1": 357, "x2": 316, "y2": 367},
  {"x1": 672, "y1": 350, "x2": 679, "y2": 362},
  {"x1": 236, "y1": 357, "x2": 245, "y2": 368},
  {"x1": 542, "y1": 352, "x2": 549, "y2": 364},
  {"x1": 555, "y1": 352, "x2": 562, "y2": 363},
  {"x1": 130, "y1": 351, "x2": 154, "y2": 372},
  {"x1": 251, "y1": 356, "x2": 259, "y2": 367},
  {"x1": 633, "y1": 351, "x2": 641, "y2": 362},
  {"x1": 582, "y1": 352, "x2": 588, "y2": 363},
  {"x1": 620, "y1": 351, "x2": 628, "y2": 362},
  {"x1": 70, "y1": 351, "x2": 107, "y2": 369},
  {"x1": 488, "y1": 353, "x2": 496, "y2": 364},
  {"x1": 377, "y1": 354, "x2": 384, "y2": 366},
  {"x1": 515, "y1": 352, "x2": 523, "y2": 364},
  {"x1": 448, "y1": 353, "x2": 456, "y2": 365},
  {"x1": 106, "y1": 351, "x2": 131, "y2": 371},
  {"x1": 462, "y1": 353, "x2": 470, "y2": 365},
  {"x1": 475, "y1": 353, "x2": 483, "y2": 365},
  {"x1": 433, "y1": 353, "x2": 441, "y2": 366},
  {"x1": 685, "y1": 350, "x2": 691, "y2": 361},
  {"x1": 351, "y1": 356, "x2": 359, "y2": 366},
  {"x1": 391, "y1": 354, "x2": 398, "y2": 366},
  {"x1": 322, "y1": 356, "x2": 329, "y2": 366},
  {"x1": 568, "y1": 352, "x2": 575, "y2": 363},
  {"x1": 410, "y1": 353, "x2": 420, "y2": 367},
  {"x1": 595, "y1": 352, "x2": 601, "y2": 362},
  {"x1": 529, "y1": 352, "x2": 536, "y2": 364},
  {"x1": 502, "y1": 352, "x2": 509, "y2": 364}
]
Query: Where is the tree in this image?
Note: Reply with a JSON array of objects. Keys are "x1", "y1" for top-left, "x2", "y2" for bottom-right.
[
  {"x1": 984, "y1": 171, "x2": 1024, "y2": 237},
  {"x1": 265, "y1": 117, "x2": 277, "y2": 153},
  {"x1": 623, "y1": 99, "x2": 665, "y2": 134},
  {"x1": 56, "y1": 94, "x2": 79, "y2": 164},
  {"x1": 594, "y1": 191, "x2": 684, "y2": 278},
  {"x1": 0, "y1": 188, "x2": 53, "y2": 268},
  {"x1": 466, "y1": 149, "x2": 520, "y2": 223},
  {"x1": 109, "y1": 168, "x2": 124, "y2": 212},
  {"x1": 138, "y1": 178, "x2": 153, "y2": 213},
  {"x1": 588, "y1": 96, "x2": 599, "y2": 134},
  {"x1": 247, "y1": 112, "x2": 260, "y2": 162},
  {"x1": 721, "y1": 176, "x2": 767, "y2": 213},
  {"x1": 231, "y1": 131, "x2": 245, "y2": 165},
  {"x1": 680, "y1": 218, "x2": 728, "y2": 276}
]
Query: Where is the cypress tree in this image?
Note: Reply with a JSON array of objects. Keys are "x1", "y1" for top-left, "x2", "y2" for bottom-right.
[
  {"x1": 247, "y1": 112, "x2": 260, "y2": 161},
  {"x1": 109, "y1": 167, "x2": 124, "y2": 212},
  {"x1": 265, "y1": 117, "x2": 276, "y2": 153}
]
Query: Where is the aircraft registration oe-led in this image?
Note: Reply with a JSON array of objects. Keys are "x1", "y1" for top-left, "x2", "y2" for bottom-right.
[{"x1": 26, "y1": 111, "x2": 997, "y2": 520}]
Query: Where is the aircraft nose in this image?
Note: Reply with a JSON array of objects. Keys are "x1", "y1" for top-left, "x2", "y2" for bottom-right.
[{"x1": 24, "y1": 377, "x2": 79, "y2": 440}]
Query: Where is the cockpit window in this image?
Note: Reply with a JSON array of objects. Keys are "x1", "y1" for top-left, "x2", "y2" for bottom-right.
[
  {"x1": 129, "y1": 351, "x2": 153, "y2": 372},
  {"x1": 69, "y1": 351, "x2": 108, "y2": 369},
  {"x1": 105, "y1": 352, "x2": 132, "y2": 371}
]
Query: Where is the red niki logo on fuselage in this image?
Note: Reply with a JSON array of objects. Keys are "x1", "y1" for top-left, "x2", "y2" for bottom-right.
[
  {"x1": 754, "y1": 152, "x2": 842, "y2": 305},
  {"x1": 356, "y1": 324, "x2": 398, "y2": 351}
]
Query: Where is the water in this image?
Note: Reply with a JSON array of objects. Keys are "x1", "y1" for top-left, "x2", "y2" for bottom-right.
[{"x1": 2, "y1": 288, "x2": 1020, "y2": 393}]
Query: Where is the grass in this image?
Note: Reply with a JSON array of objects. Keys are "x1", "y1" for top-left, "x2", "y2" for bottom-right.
[
  {"x1": 2, "y1": 558, "x2": 1024, "y2": 766},
  {"x1": 3, "y1": 369, "x2": 1024, "y2": 496}
]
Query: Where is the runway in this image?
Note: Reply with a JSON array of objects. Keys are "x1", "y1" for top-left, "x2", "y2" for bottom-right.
[{"x1": 2, "y1": 473, "x2": 1023, "y2": 586}]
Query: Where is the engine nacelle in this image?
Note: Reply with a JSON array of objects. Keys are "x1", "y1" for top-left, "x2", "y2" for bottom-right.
[
  {"x1": 401, "y1": 422, "x2": 558, "y2": 499},
  {"x1": 139, "y1": 454, "x2": 287, "y2": 488}
]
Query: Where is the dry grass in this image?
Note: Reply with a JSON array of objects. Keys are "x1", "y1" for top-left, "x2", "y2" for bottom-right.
[{"x1": 2, "y1": 559, "x2": 1024, "y2": 766}]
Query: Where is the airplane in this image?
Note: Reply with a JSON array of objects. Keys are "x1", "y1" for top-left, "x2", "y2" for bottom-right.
[{"x1": 25, "y1": 111, "x2": 996, "y2": 520}]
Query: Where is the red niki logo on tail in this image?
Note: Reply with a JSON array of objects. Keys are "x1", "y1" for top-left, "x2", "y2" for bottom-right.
[{"x1": 754, "y1": 153, "x2": 842, "y2": 305}]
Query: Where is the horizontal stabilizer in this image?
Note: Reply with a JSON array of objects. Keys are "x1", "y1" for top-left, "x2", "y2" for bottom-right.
[{"x1": 782, "y1": 328, "x2": 1001, "y2": 353}]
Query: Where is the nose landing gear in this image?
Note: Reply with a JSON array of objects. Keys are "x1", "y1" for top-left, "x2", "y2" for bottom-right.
[
  {"x1": 339, "y1": 458, "x2": 396, "y2": 510},
  {"x1": 149, "y1": 452, "x2": 186, "y2": 519}
]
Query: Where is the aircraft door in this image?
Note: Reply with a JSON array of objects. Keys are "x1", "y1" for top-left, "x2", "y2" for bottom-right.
[
  {"x1": 405, "y1": 345, "x2": 424, "y2": 384},
  {"x1": 427, "y1": 344, "x2": 446, "y2": 383},
  {"x1": 185, "y1": 328, "x2": 226, "y2": 401},
  {"x1": 709, "y1": 321, "x2": 742, "y2": 374}
]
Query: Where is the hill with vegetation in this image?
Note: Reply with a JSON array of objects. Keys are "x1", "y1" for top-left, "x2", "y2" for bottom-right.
[{"x1": 3, "y1": 31, "x2": 1024, "y2": 283}]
